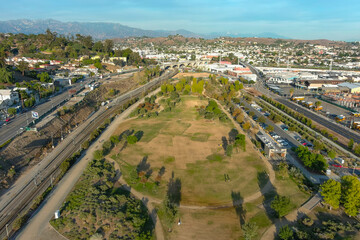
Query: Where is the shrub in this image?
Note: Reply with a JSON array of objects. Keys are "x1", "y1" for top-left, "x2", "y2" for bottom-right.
[{"x1": 127, "y1": 135, "x2": 138, "y2": 144}]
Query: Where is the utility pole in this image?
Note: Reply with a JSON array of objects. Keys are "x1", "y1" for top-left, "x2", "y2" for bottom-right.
[
  {"x1": 51, "y1": 132, "x2": 54, "y2": 148},
  {"x1": 329, "y1": 59, "x2": 333, "y2": 72},
  {"x1": 353, "y1": 163, "x2": 357, "y2": 175}
]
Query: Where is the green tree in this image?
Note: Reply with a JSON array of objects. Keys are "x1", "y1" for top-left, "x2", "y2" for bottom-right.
[
  {"x1": 242, "y1": 222, "x2": 258, "y2": 240},
  {"x1": 166, "y1": 84, "x2": 175, "y2": 92},
  {"x1": 265, "y1": 125, "x2": 274, "y2": 132},
  {"x1": 234, "y1": 134, "x2": 246, "y2": 151},
  {"x1": 327, "y1": 150, "x2": 336, "y2": 159},
  {"x1": 104, "y1": 39, "x2": 114, "y2": 54},
  {"x1": 94, "y1": 62, "x2": 103, "y2": 70},
  {"x1": 127, "y1": 135, "x2": 138, "y2": 144},
  {"x1": 17, "y1": 60, "x2": 29, "y2": 76},
  {"x1": 93, "y1": 150, "x2": 104, "y2": 160},
  {"x1": 242, "y1": 121, "x2": 251, "y2": 131},
  {"x1": 271, "y1": 195, "x2": 292, "y2": 218},
  {"x1": 341, "y1": 175, "x2": 360, "y2": 217},
  {"x1": 354, "y1": 144, "x2": 360, "y2": 155},
  {"x1": 320, "y1": 179, "x2": 341, "y2": 210},
  {"x1": 175, "y1": 82, "x2": 183, "y2": 92},
  {"x1": 110, "y1": 135, "x2": 120, "y2": 145},
  {"x1": 348, "y1": 139, "x2": 354, "y2": 150},
  {"x1": 315, "y1": 101, "x2": 322, "y2": 107},
  {"x1": 0, "y1": 67, "x2": 13, "y2": 83},
  {"x1": 258, "y1": 116, "x2": 266, "y2": 124},
  {"x1": 278, "y1": 225, "x2": 293, "y2": 240},
  {"x1": 157, "y1": 197, "x2": 178, "y2": 231},
  {"x1": 161, "y1": 84, "x2": 167, "y2": 93},
  {"x1": 37, "y1": 72, "x2": 52, "y2": 83},
  {"x1": 7, "y1": 107, "x2": 16, "y2": 115},
  {"x1": 226, "y1": 144, "x2": 233, "y2": 156},
  {"x1": 93, "y1": 41, "x2": 104, "y2": 52}
]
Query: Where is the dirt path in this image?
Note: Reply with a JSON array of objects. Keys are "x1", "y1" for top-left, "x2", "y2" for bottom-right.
[
  {"x1": 260, "y1": 193, "x2": 321, "y2": 240},
  {"x1": 212, "y1": 98, "x2": 276, "y2": 199},
  {"x1": 106, "y1": 157, "x2": 165, "y2": 240},
  {"x1": 15, "y1": 89, "x2": 164, "y2": 240}
]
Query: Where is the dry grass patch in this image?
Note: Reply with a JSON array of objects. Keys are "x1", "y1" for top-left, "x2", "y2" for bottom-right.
[{"x1": 111, "y1": 95, "x2": 269, "y2": 206}]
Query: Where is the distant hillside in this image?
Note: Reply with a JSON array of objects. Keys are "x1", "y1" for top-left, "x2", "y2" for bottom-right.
[
  {"x1": 204, "y1": 32, "x2": 290, "y2": 39},
  {"x1": 0, "y1": 19, "x2": 201, "y2": 39}
]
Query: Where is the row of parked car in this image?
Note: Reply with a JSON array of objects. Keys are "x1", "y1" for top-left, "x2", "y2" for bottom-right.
[
  {"x1": 294, "y1": 135, "x2": 313, "y2": 148},
  {"x1": 269, "y1": 132, "x2": 289, "y2": 147}
]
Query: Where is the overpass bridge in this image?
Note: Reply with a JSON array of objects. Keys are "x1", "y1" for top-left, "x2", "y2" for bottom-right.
[{"x1": 160, "y1": 60, "x2": 204, "y2": 70}]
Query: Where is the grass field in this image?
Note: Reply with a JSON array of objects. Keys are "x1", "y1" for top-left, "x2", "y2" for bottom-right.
[
  {"x1": 112, "y1": 95, "x2": 268, "y2": 205},
  {"x1": 110, "y1": 94, "x2": 311, "y2": 239}
]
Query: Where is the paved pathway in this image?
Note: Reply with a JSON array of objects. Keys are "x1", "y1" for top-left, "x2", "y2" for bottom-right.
[
  {"x1": 260, "y1": 192, "x2": 322, "y2": 240},
  {"x1": 15, "y1": 88, "x2": 162, "y2": 240}
]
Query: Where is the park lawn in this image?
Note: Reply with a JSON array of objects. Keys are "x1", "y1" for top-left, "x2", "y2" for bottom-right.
[
  {"x1": 273, "y1": 171, "x2": 310, "y2": 208},
  {"x1": 111, "y1": 95, "x2": 269, "y2": 205},
  {"x1": 163, "y1": 207, "x2": 243, "y2": 240}
]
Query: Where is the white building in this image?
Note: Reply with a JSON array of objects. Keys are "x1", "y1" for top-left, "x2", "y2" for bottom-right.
[{"x1": 0, "y1": 89, "x2": 20, "y2": 106}]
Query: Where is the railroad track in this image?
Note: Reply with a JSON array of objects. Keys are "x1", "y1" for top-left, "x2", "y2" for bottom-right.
[{"x1": 0, "y1": 70, "x2": 177, "y2": 239}]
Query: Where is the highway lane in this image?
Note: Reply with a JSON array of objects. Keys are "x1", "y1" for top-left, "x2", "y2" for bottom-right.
[
  {"x1": 276, "y1": 98, "x2": 360, "y2": 143},
  {"x1": 0, "y1": 82, "x2": 86, "y2": 146},
  {"x1": 0, "y1": 69, "x2": 177, "y2": 239}
]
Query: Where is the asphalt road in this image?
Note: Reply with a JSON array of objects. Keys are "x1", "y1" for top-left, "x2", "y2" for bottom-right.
[
  {"x1": 275, "y1": 98, "x2": 360, "y2": 143},
  {"x1": 239, "y1": 99, "x2": 328, "y2": 183},
  {"x1": 0, "y1": 82, "x2": 87, "y2": 146}
]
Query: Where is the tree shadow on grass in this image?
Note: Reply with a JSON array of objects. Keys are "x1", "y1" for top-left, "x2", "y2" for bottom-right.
[
  {"x1": 258, "y1": 171, "x2": 276, "y2": 221},
  {"x1": 228, "y1": 128, "x2": 239, "y2": 144},
  {"x1": 221, "y1": 136, "x2": 228, "y2": 151},
  {"x1": 231, "y1": 191, "x2": 246, "y2": 226},
  {"x1": 135, "y1": 130, "x2": 144, "y2": 141},
  {"x1": 167, "y1": 172, "x2": 181, "y2": 206},
  {"x1": 136, "y1": 156, "x2": 152, "y2": 179},
  {"x1": 257, "y1": 170, "x2": 291, "y2": 237},
  {"x1": 119, "y1": 129, "x2": 134, "y2": 141}
]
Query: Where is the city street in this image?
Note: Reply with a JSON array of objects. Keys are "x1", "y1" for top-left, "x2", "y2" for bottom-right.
[{"x1": 0, "y1": 82, "x2": 86, "y2": 146}]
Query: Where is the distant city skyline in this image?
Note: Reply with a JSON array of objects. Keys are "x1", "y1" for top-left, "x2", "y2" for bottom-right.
[{"x1": 1, "y1": 0, "x2": 360, "y2": 41}]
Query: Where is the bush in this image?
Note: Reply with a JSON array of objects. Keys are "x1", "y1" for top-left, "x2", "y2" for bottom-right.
[
  {"x1": 278, "y1": 225, "x2": 293, "y2": 240},
  {"x1": 127, "y1": 135, "x2": 138, "y2": 144},
  {"x1": 226, "y1": 145, "x2": 233, "y2": 156},
  {"x1": 93, "y1": 150, "x2": 104, "y2": 160},
  {"x1": 13, "y1": 215, "x2": 29, "y2": 231}
]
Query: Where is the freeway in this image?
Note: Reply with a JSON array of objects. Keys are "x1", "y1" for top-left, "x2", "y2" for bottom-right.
[
  {"x1": 275, "y1": 98, "x2": 360, "y2": 143},
  {"x1": 0, "y1": 69, "x2": 177, "y2": 239},
  {"x1": 0, "y1": 81, "x2": 87, "y2": 146},
  {"x1": 0, "y1": 69, "x2": 141, "y2": 147}
]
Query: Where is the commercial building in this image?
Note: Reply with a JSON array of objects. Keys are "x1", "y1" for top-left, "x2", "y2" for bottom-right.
[
  {"x1": 337, "y1": 82, "x2": 360, "y2": 93},
  {"x1": 256, "y1": 130, "x2": 287, "y2": 159}
]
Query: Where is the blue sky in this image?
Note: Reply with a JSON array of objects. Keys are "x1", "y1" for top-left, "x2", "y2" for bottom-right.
[{"x1": 1, "y1": 0, "x2": 360, "y2": 40}]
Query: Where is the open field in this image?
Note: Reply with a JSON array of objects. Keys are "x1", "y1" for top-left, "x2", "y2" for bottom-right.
[
  {"x1": 173, "y1": 72, "x2": 210, "y2": 79},
  {"x1": 111, "y1": 95, "x2": 268, "y2": 206}
]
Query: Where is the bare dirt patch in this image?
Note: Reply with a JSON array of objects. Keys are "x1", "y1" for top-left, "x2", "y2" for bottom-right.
[{"x1": 173, "y1": 72, "x2": 210, "y2": 79}]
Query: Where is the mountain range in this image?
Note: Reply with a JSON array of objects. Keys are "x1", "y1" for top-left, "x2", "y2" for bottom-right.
[{"x1": 0, "y1": 19, "x2": 289, "y2": 40}]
